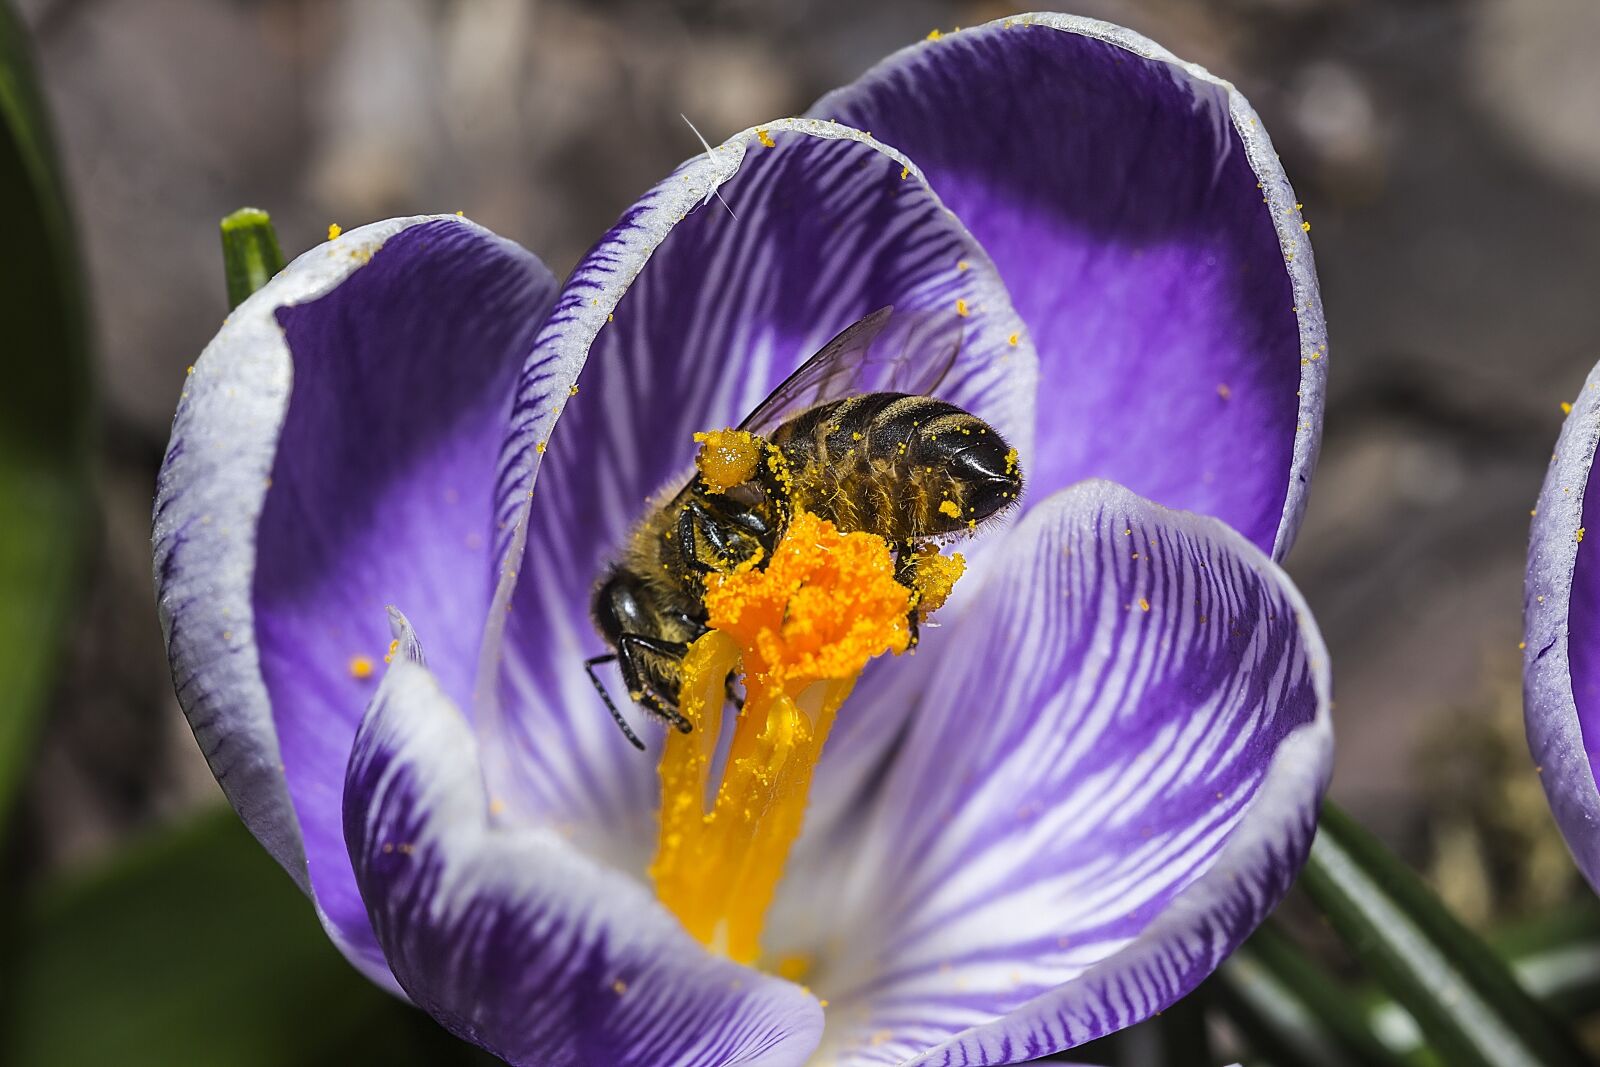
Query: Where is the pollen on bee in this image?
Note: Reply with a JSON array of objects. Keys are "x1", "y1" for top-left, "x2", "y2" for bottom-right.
[
  {"x1": 693, "y1": 428, "x2": 762, "y2": 490},
  {"x1": 348, "y1": 655, "x2": 375, "y2": 680}
]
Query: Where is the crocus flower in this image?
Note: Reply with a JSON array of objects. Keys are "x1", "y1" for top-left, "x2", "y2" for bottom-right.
[
  {"x1": 154, "y1": 14, "x2": 1331, "y2": 1066},
  {"x1": 1527, "y1": 366, "x2": 1600, "y2": 892}
]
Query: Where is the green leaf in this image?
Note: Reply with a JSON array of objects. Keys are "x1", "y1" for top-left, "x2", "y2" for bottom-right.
[
  {"x1": 0, "y1": 0, "x2": 93, "y2": 830},
  {"x1": 221, "y1": 207, "x2": 285, "y2": 310},
  {"x1": 3, "y1": 808, "x2": 498, "y2": 1067},
  {"x1": 1299, "y1": 802, "x2": 1592, "y2": 1067},
  {"x1": 1216, "y1": 919, "x2": 1414, "y2": 1067}
]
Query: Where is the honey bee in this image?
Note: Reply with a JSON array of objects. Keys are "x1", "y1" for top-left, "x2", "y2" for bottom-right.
[{"x1": 586, "y1": 306, "x2": 1024, "y2": 749}]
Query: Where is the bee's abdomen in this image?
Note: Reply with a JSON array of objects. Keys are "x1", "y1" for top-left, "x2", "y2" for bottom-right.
[{"x1": 772, "y1": 393, "x2": 1022, "y2": 541}]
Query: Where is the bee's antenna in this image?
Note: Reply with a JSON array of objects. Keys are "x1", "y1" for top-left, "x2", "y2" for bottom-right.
[{"x1": 681, "y1": 113, "x2": 739, "y2": 221}]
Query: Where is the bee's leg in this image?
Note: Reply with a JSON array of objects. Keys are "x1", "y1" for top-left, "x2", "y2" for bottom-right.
[
  {"x1": 892, "y1": 542, "x2": 922, "y2": 650},
  {"x1": 617, "y1": 634, "x2": 695, "y2": 734},
  {"x1": 676, "y1": 503, "x2": 705, "y2": 574},
  {"x1": 584, "y1": 653, "x2": 645, "y2": 751}
]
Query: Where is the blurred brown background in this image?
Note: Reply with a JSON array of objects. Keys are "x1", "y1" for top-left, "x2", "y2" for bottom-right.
[{"x1": 15, "y1": 0, "x2": 1600, "y2": 930}]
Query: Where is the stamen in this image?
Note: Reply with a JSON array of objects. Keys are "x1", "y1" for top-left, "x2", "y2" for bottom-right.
[{"x1": 651, "y1": 510, "x2": 951, "y2": 963}]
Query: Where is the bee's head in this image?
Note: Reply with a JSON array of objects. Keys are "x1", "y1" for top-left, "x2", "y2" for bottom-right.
[{"x1": 591, "y1": 567, "x2": 654, "y2": 646}]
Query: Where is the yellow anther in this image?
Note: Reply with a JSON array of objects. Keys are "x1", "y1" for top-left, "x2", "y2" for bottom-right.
[
  {"x1": 693, "y1": 428, "x2": 762, "y2": 490},
  {"x1": 651, "y1": 510, "x2": 936, "y2": 963}
]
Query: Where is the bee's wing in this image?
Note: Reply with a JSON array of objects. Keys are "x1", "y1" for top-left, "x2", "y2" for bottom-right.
[{"x1": 738, "y1": 306, "x2": 963, "y2": 435}]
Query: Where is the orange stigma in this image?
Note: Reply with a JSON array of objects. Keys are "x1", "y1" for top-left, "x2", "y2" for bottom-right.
[{"x1": 649, "y1": 509, "x2": 942, "y2": 963}]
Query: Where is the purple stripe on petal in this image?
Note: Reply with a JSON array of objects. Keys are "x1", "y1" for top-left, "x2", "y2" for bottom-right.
[
  {"x1": 476, "y1": 119, "x2": 1040, "y2": 872},
  {"x1": 344, "y1": 639, "x2": 822, "y2": 1067},
  {"x1": 766, "y1": 480, "x2": 1331, "y2": 1065},
  {"x1": 1525, "y1": 365, "x2": 1600, "y2": 892},
  {"x1": 154, "y1": 216, "x2": 557, "y2": 987},
  {"x1": 812, "y1": 15, "x2": 1327, "y2": 560}
]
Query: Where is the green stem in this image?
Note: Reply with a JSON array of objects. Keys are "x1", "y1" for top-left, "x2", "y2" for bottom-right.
[
  {"x1": 220, "y1": 207, "x2": 285, "y2": 309},
  {"x1": 1299, "y1": 802, "x2": 1592, "y2": 1067}
]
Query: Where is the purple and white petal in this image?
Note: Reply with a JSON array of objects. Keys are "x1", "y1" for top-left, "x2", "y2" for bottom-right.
[
  {"x1": 1525, "y1": 365, "x2": 1600, "y2": 892},
  {"x1": 153, "y1": 216, "x2": 556, "y2": 984},
  {"x1": 812, "y1": 14, "x2": 1326, "y2": 560},
  {"x1": 345, "y1": 640, "x2": 823, "y2": 1067},
  {"x1": 767, "y1": 480, "x2": 1331, "y2": 1065},
  {"x1": 477, "y1": 118, "x2": 1040, "y2": 871}
]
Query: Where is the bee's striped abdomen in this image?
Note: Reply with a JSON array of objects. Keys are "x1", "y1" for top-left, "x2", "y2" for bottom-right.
[{"x1": 769, "y1": 392, "x2": 1022, "y2": 542}]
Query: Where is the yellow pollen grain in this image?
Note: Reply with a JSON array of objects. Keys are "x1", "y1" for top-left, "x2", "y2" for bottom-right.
[
  {"x1": 1007, "y1": 332, "x2": 1019, "y2": 346},
  {"x1": 693, "y1": 428, "x2": 762, "y2": 490},
  {"x1": 900, "y1": 164, "x2": 910, "y2": 180},
  {"x1": 326, "y1": 222, "x2": 342, "y2": 240},
  {"x1": 926, "y1": 28, "x2": 943, "y2": 41},
  {"x1": 1217, "y1": 383, "x2": 1232, "y2": 400},
  {"x1": 1139, "y1": 597, "x2": 1151, "y2": 613},
  {"x1": 612, "y1": 979, "x2": 628, "y2": 994},
  {"x1": 383, "y1": 638, "x2": 400, "y2": 664},
  {"x1": 939, "y1": 499, "x2": 962, "y2": 519},
  {"x1": 651, "y1": 510, "x2": 939, "y2": 963},
  {"x1": 348, "y1": 656, "x2": 375, "y2": 680},
  {"x1": 957, "y1": 259, "x2": 970, "y2": 271},
  {"x1": 757, "y1": 128, "x2": 776, "y2": 148},
  {"x1": 1562, "y1": 401, "x2": 1575, "y2": 414},
  {"x1": 536, "y1": 441, "x2": 547, "y2": 454},
  {"x1": 776, "y1": 954, "x2": 813, "y2": 982},
  {"x1": 955, "y1": 298, "x2": 969, "y2": 317},
  {"x1": 1579, "y1": 527, "x2": 1587, "y2": 544},
  {"x1": 1301, "y1": 220, "x2": 1311, "y2": 232}
]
